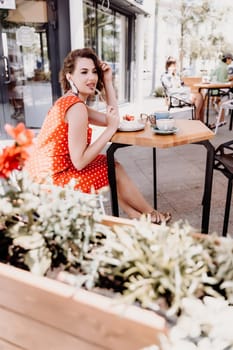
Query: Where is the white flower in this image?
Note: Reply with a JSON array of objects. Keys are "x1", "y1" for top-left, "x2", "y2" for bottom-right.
[
  {"x1": 0, "y1": 198, "x2": 13, "y2": 214},
  {"x1": 13, "y1": 232, "x2": 45, "y2": 249}
]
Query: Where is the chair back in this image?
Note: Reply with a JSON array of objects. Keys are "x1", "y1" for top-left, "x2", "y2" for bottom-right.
[
  {"x1": 215, "y1": 140, "x2": 233, "y2": 174},
  {"x1": 160, "y1": 81, "x2": 170, "y2": 107},
  {"x1": 160, "y1": 76, "x2": 195, "y2": 118},
  {"x1": 214, "y1": 139, "x2": 233, "y2": 236}
]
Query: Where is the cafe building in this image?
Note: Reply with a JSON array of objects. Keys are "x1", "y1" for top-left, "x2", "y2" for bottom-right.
[{"x1": 0, "y1": 0, "x2": 153, "y2": 137}]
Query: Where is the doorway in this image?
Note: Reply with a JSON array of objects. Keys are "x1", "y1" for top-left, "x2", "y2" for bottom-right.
[{"x1": 0, "y1": 0, "x2": 52, "y2": 139}]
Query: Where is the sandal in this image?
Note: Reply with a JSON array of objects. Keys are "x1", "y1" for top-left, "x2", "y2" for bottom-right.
[
  {"x1": 149, "y1": 210, "x2": 172, "y2": 225},
  {"x1": 216, "y1": 121, "x2": 227, "y2": 128},
  {"x1": 208, "y1": 121, "x2": 227, "y2": 130},
  {"x1": 208, "y1": 123, "x2": 216, "y2": 130}
]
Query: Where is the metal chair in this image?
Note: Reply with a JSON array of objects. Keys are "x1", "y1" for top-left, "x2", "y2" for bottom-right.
[
  {"x1": 215, "y1": 99, "x2": 233, "y2": 134},
  {"x1": 214, "y1": 139, "x2": 233, "y2": 236},
  {"x1": 161, "y1": 81, "x2": 196, "y2": 119}
]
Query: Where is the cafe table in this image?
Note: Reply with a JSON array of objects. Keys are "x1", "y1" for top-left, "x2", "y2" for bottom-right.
[
  {"x1": 106, "y1": 119, "x2": 215, "y2": 234},
  {"x1": 194, "y1": 81, "x2": 233, "y2": 125}
]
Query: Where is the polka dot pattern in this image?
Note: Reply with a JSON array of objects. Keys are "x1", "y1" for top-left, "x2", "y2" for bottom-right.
[{"x1": 26, "y1": 95, "x2": 109, "y2": 193}]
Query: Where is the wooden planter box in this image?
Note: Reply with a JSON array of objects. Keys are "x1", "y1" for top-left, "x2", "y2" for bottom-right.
[{"x1": 0, "y1": 216, "x2": 167, "y2": 350}]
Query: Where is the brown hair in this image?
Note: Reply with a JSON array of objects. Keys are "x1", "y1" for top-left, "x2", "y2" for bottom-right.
[
  {"x1": 59, "y1": 48, "x2": 104, "y2": 93},
  {"x1": 222, "y1": 53, "x2": 233, "y2": 63},
  {"x1": 165, "y1": 56, "x2": 176, "y2": 72}
]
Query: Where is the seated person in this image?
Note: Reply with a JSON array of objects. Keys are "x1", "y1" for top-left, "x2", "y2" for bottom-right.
[
  {"x1": 210, "y1": 53, "x2": 233, "y2": 129},
  {"x1": 26, "y1": 47, "x2": 171, "y2": 224},
  {"x1": 212, "y1": 53, "x2": 233, "y2": 83},
  {"x1": 161, "y1": 57, "x2": 205, "y2": 122}
]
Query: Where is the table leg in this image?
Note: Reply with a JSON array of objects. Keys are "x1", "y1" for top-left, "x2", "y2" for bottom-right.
[
  {"x1": 206, "y1": 89, "x2": 211, "y2": 126},
  {"x1": 107, "y1": 140, "x2": 214, "y2": 233},
  {"x1": 195, "y1": 140, "x2": 215, "y2": 233},
  {"x1": 106, "y1": 143, "x2": 129, "y2": 217},
  {"x1": 153, "y1": 148, "x2": 157, "y2": 210},
  {"x1": 107, "y1": 143, "x2": 158, "y2": 216}
]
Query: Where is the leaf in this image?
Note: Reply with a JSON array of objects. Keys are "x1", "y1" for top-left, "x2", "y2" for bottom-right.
[
  {"x1": 13, "y1": 232, "x2": 45, "y2": 249},
  {"x1": 24, "y1": 247, "x2": 51, "y2": 276}
]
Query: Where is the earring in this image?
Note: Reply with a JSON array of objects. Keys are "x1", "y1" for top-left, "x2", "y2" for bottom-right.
[
  {"x1": 95, "y1": 88, "x2": 101, "y2": 96},
  {"x1": 69, "y1": 79, "x2": 79, "y2": 95},
  {"x1": 95, "y1": 88, "x2": 104, "y2": 102}
]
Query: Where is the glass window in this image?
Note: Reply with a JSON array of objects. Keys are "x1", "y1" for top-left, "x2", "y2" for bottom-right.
[
  {"x1": 83, "y1": 1, "x2": 129, "y2": 104},
  {"x1": 0, "y1": 0, "x2": 52, "y2": 131}
]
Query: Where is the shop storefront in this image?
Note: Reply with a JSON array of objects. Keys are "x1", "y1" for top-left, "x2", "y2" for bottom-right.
[
  {"x1": 0, "y1": 0, "x2": 70, "y2": 137},
  {"x1": 0, "y1": 0, "x2": 151, "y2": 138},
  {"x1": 70, "y1": 0, "x2": 151, "y2": 107}
]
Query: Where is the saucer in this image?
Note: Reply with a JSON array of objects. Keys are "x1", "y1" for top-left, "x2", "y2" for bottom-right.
[
  {"x1": 152, "y1": 126, "x2": 178, "y2": 135},
  {"x1": 118, "y1": 120, "x2": 145, "y2": 132}
]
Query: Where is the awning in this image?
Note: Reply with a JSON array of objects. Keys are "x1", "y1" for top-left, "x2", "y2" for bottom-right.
[{"x1": 6, "y1": 0, "x2": 47, "y2": 23}]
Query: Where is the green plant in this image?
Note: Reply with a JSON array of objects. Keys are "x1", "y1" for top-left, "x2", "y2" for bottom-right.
[
  {"x1": 89, "y1": 222, "x2": 233, "y2": 315},
  {"x1": 2, "y1": 123, "x2": 233, "y2": 348},
  {"x1": 0, "y1": 123, "x2": 108, "y2": 276},
  {"x1": 153, "y1": 86, "x2": 164, "y2": 98},
  {"x1": 160, "y1": 296, "x2": 233, "y2": 350}
]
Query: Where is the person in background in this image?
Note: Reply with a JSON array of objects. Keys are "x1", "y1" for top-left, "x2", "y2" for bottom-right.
[
  {"x1": 26, "y1": 48, "x2": 171, "y2": 224},
  {"x1": 161, "y1": 57, "x2": 205, "y2": 122},
  {"x1": 210, "y1": 53, "x2": 233, "y2": 129},
  {"x1": 212, "y1": 53, "x2": 233, "y2": 83}
]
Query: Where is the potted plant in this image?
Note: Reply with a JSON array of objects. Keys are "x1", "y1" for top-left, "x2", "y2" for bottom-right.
[{"x1": 1, "y1": 123, "x2": 233, "y2": 349}]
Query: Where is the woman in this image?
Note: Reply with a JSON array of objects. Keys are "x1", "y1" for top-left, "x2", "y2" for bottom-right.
[
  {"x1": 27, "y1": 48, "x2": 171, "y2": 224},
  {"x1": 161, "y1": 57, "x2": 205, "y2": 122}
]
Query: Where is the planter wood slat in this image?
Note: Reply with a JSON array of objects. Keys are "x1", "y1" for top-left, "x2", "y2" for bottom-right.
[
  {"x1": 0, "y1": 307, "x2": 100, "y2": 350},
  {"x1": 0, "y1": 215, "x2": 167, "y2": 350}
]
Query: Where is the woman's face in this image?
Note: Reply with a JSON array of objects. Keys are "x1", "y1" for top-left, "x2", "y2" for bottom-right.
[
  {"x1": 68, "y1": 57, "x2": 99, "y2": 99},
  {"x1": 168, "y1": 63, "x2": 176, "y2": 74}
]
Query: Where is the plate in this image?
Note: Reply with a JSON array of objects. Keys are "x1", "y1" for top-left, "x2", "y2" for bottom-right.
[
  {"x1": 152, "y1": 126, "x2": 178, "y2": 135},
  {"x1": 118, "y1": 121, "x2": 145, "y2": 132}
]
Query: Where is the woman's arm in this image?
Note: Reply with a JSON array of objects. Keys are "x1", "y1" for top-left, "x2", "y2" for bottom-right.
[
  {"x1": 86, "y1": 106, "x2": 107, "y2": 126},
  {"x1": 86, "y1": 62, "x2": 119, "y2": 126},
  {"x1": 161, "y1": 73, "x2": 173, "y2": 94},
  {"x1": 67, "y1": 102, "x2": 119, "y2": 170},
  {"x1": 101, "y1": 62, "x2": 119, "y2": 113}
]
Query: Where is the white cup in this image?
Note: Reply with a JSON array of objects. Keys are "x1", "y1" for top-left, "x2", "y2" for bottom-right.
[
  {"x1": 156, "y1": 118, "x2": 175, "y2": 131},
  {"x1": 202, "y1": 75, "x2": 210, "y2": 83}
]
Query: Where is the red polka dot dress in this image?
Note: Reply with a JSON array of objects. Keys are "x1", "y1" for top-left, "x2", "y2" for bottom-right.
[{"x1": 26, "y1": 95, "x2": 109, "y2": 193}]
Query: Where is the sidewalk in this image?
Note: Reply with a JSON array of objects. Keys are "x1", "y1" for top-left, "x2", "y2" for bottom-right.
[{"x1": 1, "y1": 96, "x2": 232, "y2": 236}]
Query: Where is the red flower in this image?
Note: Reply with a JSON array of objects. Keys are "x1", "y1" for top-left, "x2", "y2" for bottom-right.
[
  {"x1": 0, "y1": 146, "x2": 24, "y2": 179},
  {"x1": 4, "y1": 123, "x2": 34, "y2": 147},
  {"x1": 0, "y1": 123, "x2": 35, "y2": 179}
]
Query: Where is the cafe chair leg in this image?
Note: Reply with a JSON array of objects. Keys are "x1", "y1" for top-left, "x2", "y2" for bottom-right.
[
  {"x1": 215, "y1": 100, "x2": 233, "y2": 134},
  {"x1": 230, "y1": 110, "x2": 233, "y2": 131},
  {"x1": 223, "y1": 179, "x2": 232, "y2": 237},
  {"x1": 214, "y1": 139, "x2": 233, "y2": 236}
]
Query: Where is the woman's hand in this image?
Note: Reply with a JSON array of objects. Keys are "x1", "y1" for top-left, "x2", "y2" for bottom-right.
[
  {"x1": 106, "y1": 105, "x2": 119, "y2": 131},
  {"x1": 101, "y1": 61, "x2": 113, "y2": 84},
  {"x1": 100, "y1": 62, "x2": 119, "y2": 118}
]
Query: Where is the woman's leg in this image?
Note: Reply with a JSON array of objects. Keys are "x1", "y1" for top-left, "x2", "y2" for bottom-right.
[
  {"x1": 219, "y1": 108, "x2": 225, "y2": 123},
  {"x1": 209, "y1": 97, "x2": 227, "y2": 130},
  {"x1": 191, "y1": 92, "x2": 204, "y2": 122},
  {"x1": 115, "y1": 162, "x2": 171, "y2": 223}
]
